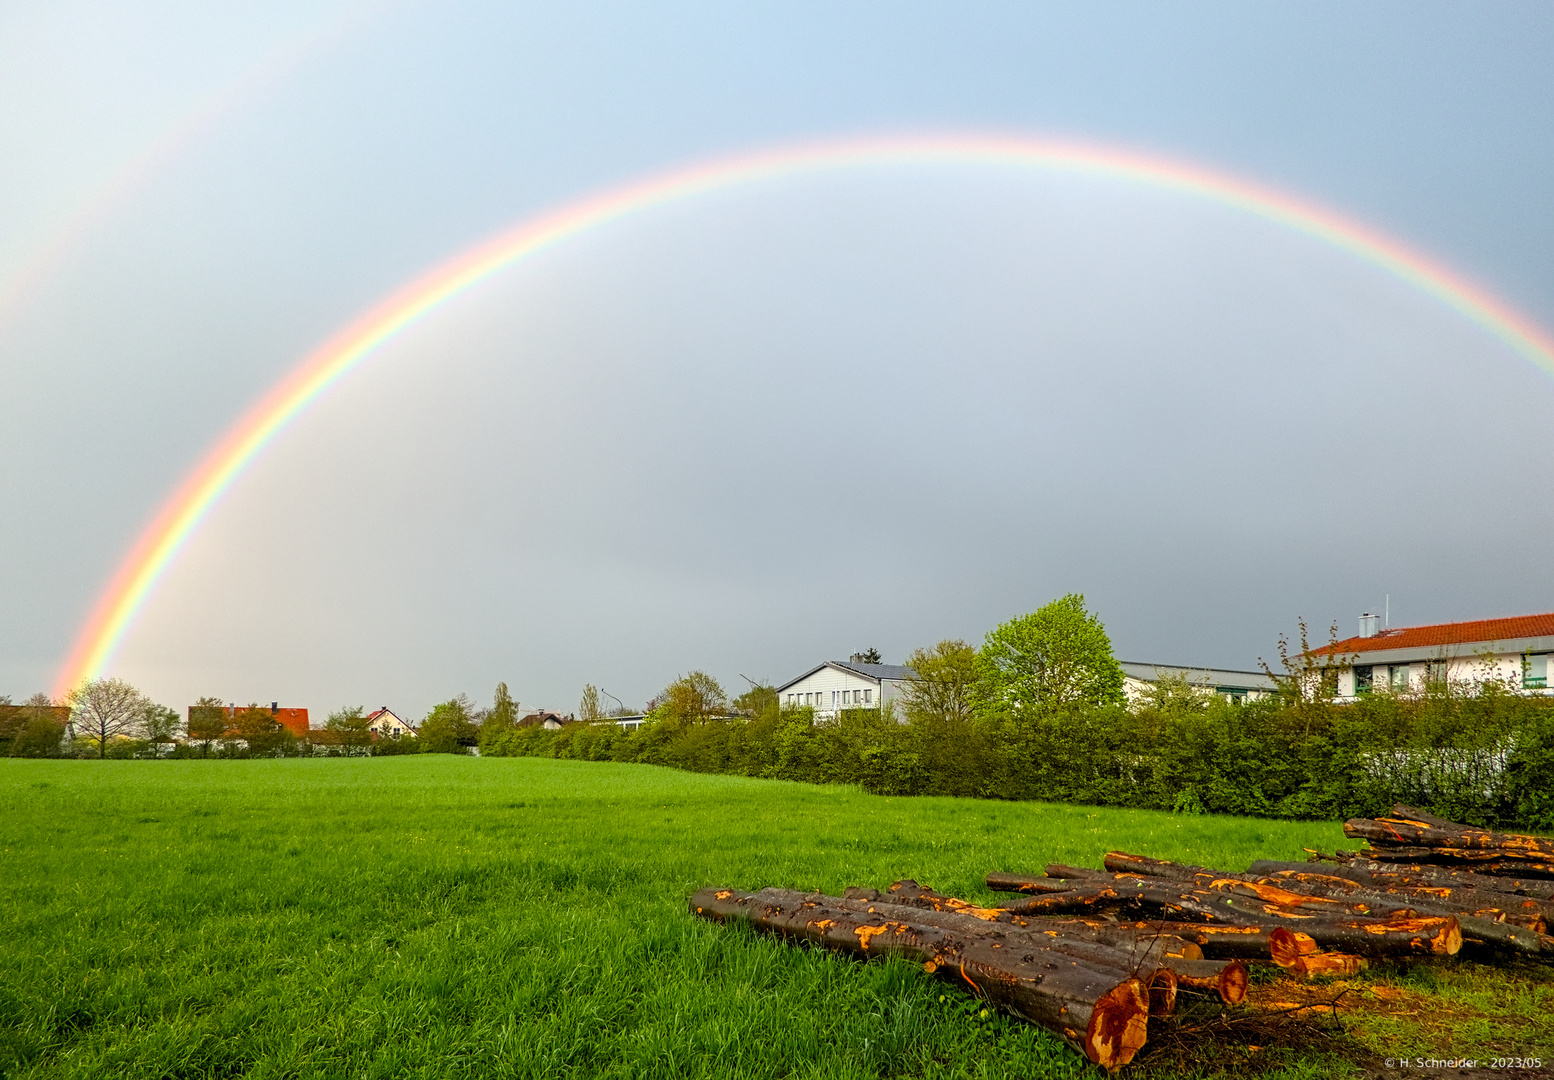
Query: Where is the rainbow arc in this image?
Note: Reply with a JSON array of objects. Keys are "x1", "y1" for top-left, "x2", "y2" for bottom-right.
[{"x1": 52, "y1": 133, "x2": 1554, "y2": 696}]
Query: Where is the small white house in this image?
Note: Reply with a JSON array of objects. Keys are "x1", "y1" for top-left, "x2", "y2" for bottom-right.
[
  {"x1": 775, "y1": 656, "x2": 916, "y2": 721},
  {"x1": 366, "y1": 707, "x2": 416, "y2": 739},
  {"x1": 1119, "y1": 662, "x2": 1279, "y2": 705},
  {"x1": 1314, "y1": 612, "x2": 1554, "y2": 699}
]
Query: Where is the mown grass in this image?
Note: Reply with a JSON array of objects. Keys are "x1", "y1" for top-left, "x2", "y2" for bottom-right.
[{"x1": 0, "y1": 758, "x2": 1544, "y2": 1078}]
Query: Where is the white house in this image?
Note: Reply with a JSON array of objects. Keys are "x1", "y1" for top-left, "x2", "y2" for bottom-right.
[
  {"x1": 775, "y1": 656, "x2": 916, "y2": 721},
  {"x1": 1119, "y1": 662, "x2": 1279, "y2": 705},
  {"x1": 366, "y1": 707, "x2": 416, "y2": 739},
  {"x1": 1314, "y1": 611, "x2": 1554, "y2": 699}
]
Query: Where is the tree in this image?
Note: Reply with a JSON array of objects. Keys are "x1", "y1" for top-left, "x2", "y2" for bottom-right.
[
  {"x1": 734, "y1": 682, "x2": 779, "y2": 720},
  {"x1": 67, "y1": 677, "x2": 151, "y2": 758},
  {"x1": 900, "y1": 639, "x2": 979, "y2": 723},
  {"x1": 857, "y1": 648, "x2": 882, "y2": 664},
  {"x1": 1260, "y1": 618, "x2": 1352, "y2": 734},
  {"x1": 325, "y1": 705, "x2": 371, "y2": 748},
  {"x1": 234, "y1": 703, "x2": 287, "y2": 755},
  {"x1": 142, "y1": 703, "x2": 181, "y2": 756},
  {"x1": 579, "y1": 684, "x2": 603, "y2": 722},
  {"x1": 9, "y1": 693, "x2": 67, "y2": 758},
  {"x1": 188, "y1": 697, "x2": 229, "y2": 756},
  {"x1": 976, "y1": 594, "x2": 1125, "y2": 716},
  {"x1": 419, "y1": 698, "x2": 476, "y2": 753},
  {"x1": 653, "y1": 671, "x2": 727, "y2": 724},
  {"x1": 486, "y1": 682, "x2": 520, "y2": 731}
]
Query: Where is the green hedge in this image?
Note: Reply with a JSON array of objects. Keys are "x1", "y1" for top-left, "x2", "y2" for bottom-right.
[{"x1": 480, "y1": 690, "x2": 1554, "y2": 830}]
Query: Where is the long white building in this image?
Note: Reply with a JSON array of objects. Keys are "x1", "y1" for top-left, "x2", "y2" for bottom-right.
[
  {"x1": 1314, "y1": 611, "x2": 1554, "y2": 698},
  {"x1": 776, "y1": 657, "x2": 915, "y2": 721}
]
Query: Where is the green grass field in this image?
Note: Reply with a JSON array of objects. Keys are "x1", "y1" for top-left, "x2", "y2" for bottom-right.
[{"x1": 2, "y1": 758, "x2": 1548, "y2": 1078}]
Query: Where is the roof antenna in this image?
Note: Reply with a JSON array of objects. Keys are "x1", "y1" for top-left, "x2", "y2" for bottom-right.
[{"x1": 1385, "y1": 594, "x2": 1389, "y2": 628}]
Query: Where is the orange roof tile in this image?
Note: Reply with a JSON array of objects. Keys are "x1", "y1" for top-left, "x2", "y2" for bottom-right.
[{"x1": 1314, "y1": 612, "x2": 1554, "y2": 656}]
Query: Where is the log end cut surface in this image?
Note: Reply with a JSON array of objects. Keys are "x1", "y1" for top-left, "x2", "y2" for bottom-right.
[{"x1": 1086, "y1": 977, "x2": 1150, "y2": 1070}]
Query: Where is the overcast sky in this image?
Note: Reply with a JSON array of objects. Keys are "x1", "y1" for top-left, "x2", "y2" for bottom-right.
[{"x1": 2, "y1": 2, "x2": 1552, "y2": 718}]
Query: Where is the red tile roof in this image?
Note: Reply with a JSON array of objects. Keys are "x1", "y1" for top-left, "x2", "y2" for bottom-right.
[{"x1": 1314, "y1": 612, "x2": 1554, "y2": 656}]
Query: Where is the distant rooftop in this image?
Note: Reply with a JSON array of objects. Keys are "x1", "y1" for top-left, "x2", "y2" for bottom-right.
[{"x1": 1314, "y1": 612, "x2": 1554, "y2": 656}]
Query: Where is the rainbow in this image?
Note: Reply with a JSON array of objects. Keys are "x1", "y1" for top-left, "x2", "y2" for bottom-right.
[{"x1": 52, "y1": 132, "x2": 1554, "y2": 697}]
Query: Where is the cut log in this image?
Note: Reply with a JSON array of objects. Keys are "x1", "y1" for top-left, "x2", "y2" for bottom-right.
[
  {"x1": 1096, "y1": 870, "x2": 1420, "y2": 923},
  {"x1": 1262, "y1": 869, "x2": 1550, "y2": 931},
  {"x1": 1104, "y1": 854, "x2": 1550, "y2": 939},
  {"x1": 994, "y1": 886, "x2": 1139, "y2": 917},
  {"x1": 1387, "y1": 804, "x2": 1464, "y2": 829},
  {"x1": 1344, "y1": 817, "x2": 1554, "y2": 861},
  {"x1": 1154, "y1": 957, "x2": 1248, "y2": 1003},
  {"x1": 1246, "y1": 859, "x2": 1372, "y2": 883},
  {"x1": 778, "y1": 890, "x2": 1222, "y2": 1014},
  {"x1": 690, "y1": 887, "x2": 1150, "y2": 1068},
  {"x1": 985, "y1": 872, "x2": 1092, "y2": 895},
  {"x1": 1136, "y1": 915, "x2": 1459, "y2": 960},
  {"x1": 850, "y1": 885, "x2": 1206, "y2": 961},
  {"x1": 820, "y1": 891, "x2": 1205, "y2": 975},
  {"x1": 1343, "y1": 860, "x2": 1554, "y2": 902},
  {"x1": 855, "y1": 880, "x2": 1007, "y2": 921},
  {"x1": 1355, "y1": 846, "x2": 1554, "y2": 878},
  {"x1": 1102, "y1": 852, "x2": 1199, "y2": 880}
]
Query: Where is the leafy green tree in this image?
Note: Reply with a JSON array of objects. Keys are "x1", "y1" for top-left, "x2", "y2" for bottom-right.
[
  {"x1": 419, "y1": 698, "x2": 476, "y2": 753},
  {"x1": 579, "y1": 684, "x2": 603, "y2": 722},
  {"x1": 733, "y1": 682, "x2": 779, "y2": 720},
  {"x1": 67, "y1": 677, "x2": 152, "y2": 758},
  {"x1": 856, "y1": 648, "x2": 882, "y2": 664},
  {"x1": 477, "y1": 683, "x2": 521, "y2": 754},
  {"x1": 188, "y1": 697, "x2": 229, "y2": 755},
  {"x1": 234, "y1": 703, "x2": 287, "y2": 755},
  {"x1": 9, "y1": 694, "x2": 66, "y2": 758},
  {"x1": 657, "y1": 672, "x2": 727, "y2": 724},
  {"x1": 487, "y1": 682, "x2": 520, "y2": 730},
  {"x1": 900, "y1": 640, "x2": 978, "y2": 723},
  {"x1": 976, "y1": 594, "x2": 1124, "y2": 717},
  {"x1": 142, "y1": 703, "x2": 181, "y2": 756},
  {"x1": 325, "y1": 705, "x2": 371, "y2": 749}
]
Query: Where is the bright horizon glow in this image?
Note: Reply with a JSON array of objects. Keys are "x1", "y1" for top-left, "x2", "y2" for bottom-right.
[{"x1": 52, "y1": 131, "x2": 1554, "y2": 698}]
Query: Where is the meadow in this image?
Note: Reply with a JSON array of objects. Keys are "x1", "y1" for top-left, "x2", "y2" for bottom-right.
[{"x1": 1, "y1": 758, "x2": 1549, "y2": 1078}]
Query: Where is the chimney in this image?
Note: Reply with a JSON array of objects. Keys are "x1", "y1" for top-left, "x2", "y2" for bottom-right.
[
  {"x1": 1359, "y1": 613, "x2": 1380, "y2": 638},
  {"x1": 271, "y1": 701, "x2": 279, "y2": 713},
  {"x1": 849, "y1": 653, "x2": 865, "y2": 664}
]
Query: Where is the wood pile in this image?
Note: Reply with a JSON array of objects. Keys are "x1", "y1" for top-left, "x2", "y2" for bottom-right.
[{"x1": 689, "y1": 805, "x2": 1553, "y2": 1070}]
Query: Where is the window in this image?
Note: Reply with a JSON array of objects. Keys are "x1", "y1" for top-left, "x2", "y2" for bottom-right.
[
  {"x1": 1524, "y1": 654, "x2": 1548, "y2": 690},
  {"x1": 1354, "y1": 666, "x2": 1374, "y2": 694},
  {"x1": 804, "y1": 693, "x2": 812, "y2": 706},
  {"x1": 863, "y1": 688, "x2": 872, "y2": 704},
  {"x1": 1389, "y1": 665, "x2": 1410, "y2": 691},
  {"x1": 1426, "y1": 661, "x2": 1448, "y2": 685}
]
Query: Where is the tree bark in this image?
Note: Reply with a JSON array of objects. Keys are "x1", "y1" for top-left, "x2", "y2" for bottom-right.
[
  {"x1": 845, "y1": 884, "x2": 1205, "y2": 961},
  {"x1": 1342, "y1": 860, "x2": 1554, "y2": 902},
  {"x1": 985, "y1": 871, "x2": 1090, "y2": 894},
  {"x1": 1349, "y1": 845, "x2": 1554, "y2": 878},
  {"x1": 691, "y1": 887, "x2": 1151, "y2": 1069},
  {"x1": 1102, "y1": 853, "x2": 1551, "y2": 945},
  {"x1": 1344, "y1": 817, "x2": 1554, "y2": 861}
]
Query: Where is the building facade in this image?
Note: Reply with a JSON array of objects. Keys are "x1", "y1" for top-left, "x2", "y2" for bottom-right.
[
  {"x1": 1119, "y1": 662, "x2": 1279, "y2": 704},
  {"x1": 1314, "y1": 612, "x2": 1554, "y2": 699},
  {"x1": 775, "y1": 657, "x2": 916, "y2": 721},
  {"x1": 365, "y1": 707, "x2": 416, "y2": 738}
]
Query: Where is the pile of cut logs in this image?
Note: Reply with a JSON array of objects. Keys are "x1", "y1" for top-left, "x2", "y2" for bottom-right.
[{"x1": 690, "y1": 805, "x2": 1553, "y2": 1070}]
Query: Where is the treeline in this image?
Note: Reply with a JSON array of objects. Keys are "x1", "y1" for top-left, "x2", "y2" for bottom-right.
[
  {"x1": 482, "y1": 598, "x2": 1554, "y2": 831},
  {"x1": 0, "y1": 683, "x2": 526, "y2": 759},
  {"x1": 9, "y1": 594, "x2": 1552, "y2": 831}
]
